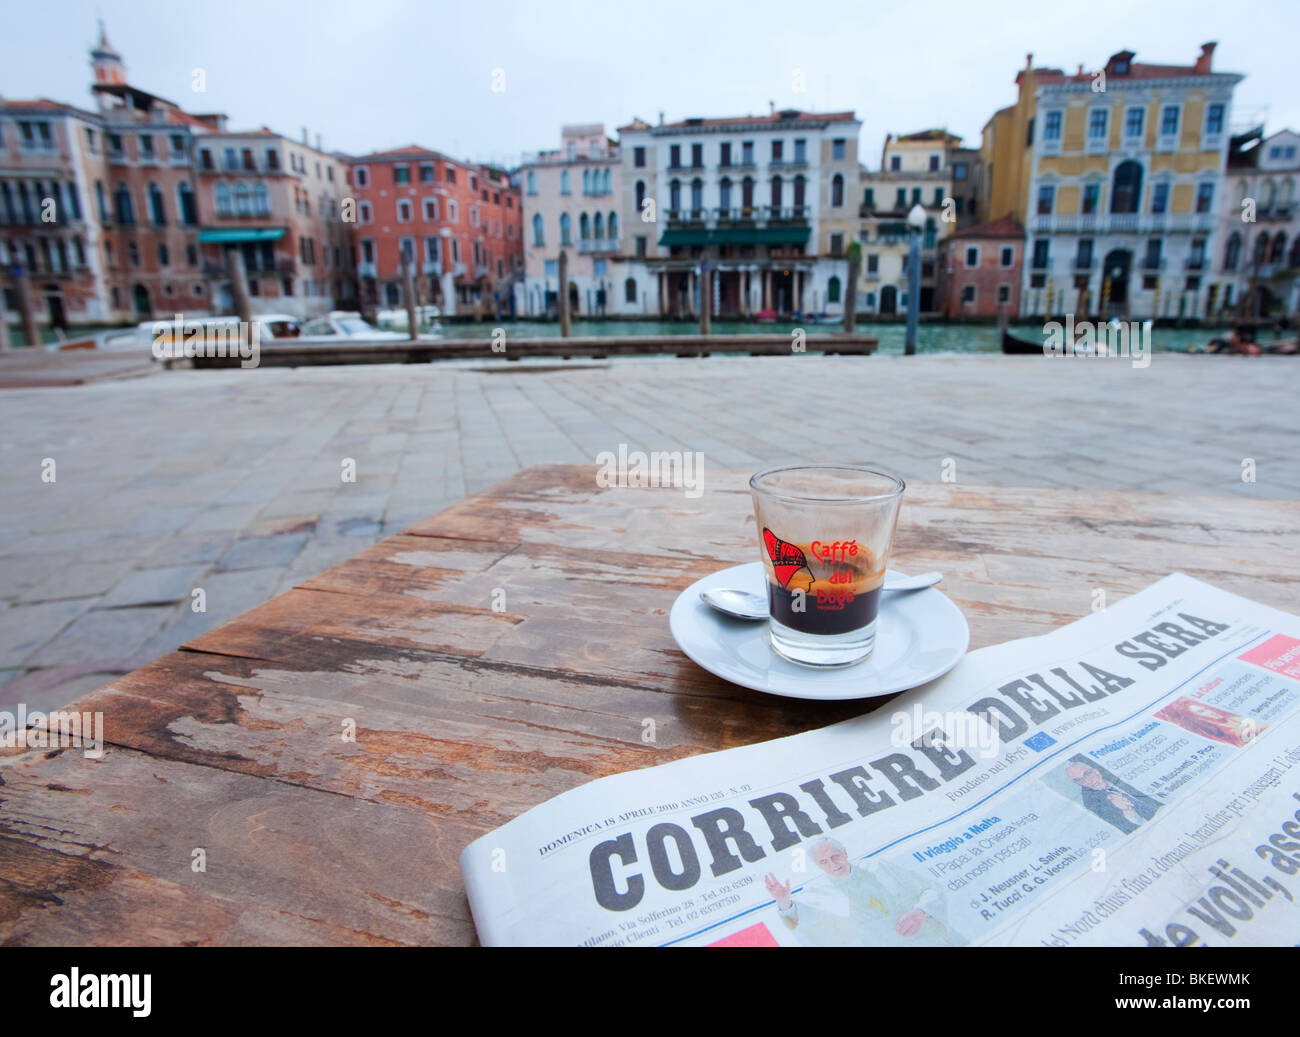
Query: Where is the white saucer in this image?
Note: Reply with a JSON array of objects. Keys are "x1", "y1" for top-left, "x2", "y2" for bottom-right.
[{"x1": 669, "y1": 562, "x2": 970, "y2": 700}]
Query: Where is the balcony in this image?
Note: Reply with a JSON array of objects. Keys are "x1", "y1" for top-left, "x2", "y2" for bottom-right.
[
  {"x1": 768, "y1": 205, "x2": 810, "y2": 224},
  {"x1": 1258, "y1": 205, "x2": 1294, "y2": 221},
  {"x1": 666, "y1": 208, "x2": 708, "y2": 225},
  {"x1": 1184, "y1": 256, "x2": 1206, "y2": 271},
  {"x1": 1031, "y1": 256, "x2": 1050, "y2": 270},
  {"x1": 1141, "y1": 256, "x2": 1166, "y2": 271},
  {"x1": 1072, "y1": 256, "x2": 1095, "y2": 271},
  {"x1": 357, "y1": 261, "x2": 377, "y2": 278},
  {"x1": 769, "y1": 159, "x2": 809, "y2": 171},
  {"x1": 422, "y1": 261, "x2": 440, "y2": 275},
  {"x1": 578, "y1": 238, "x2": 620, "y2": 254}
]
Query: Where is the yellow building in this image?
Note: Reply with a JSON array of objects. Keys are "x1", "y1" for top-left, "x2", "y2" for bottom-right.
[{"x1": 982, "y1": 44, "x2": 1242, "y2": 320}]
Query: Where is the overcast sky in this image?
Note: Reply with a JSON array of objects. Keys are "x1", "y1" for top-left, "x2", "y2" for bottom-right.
[{"x1": 2, "y1": 0, "x2": 1294, "y2": 168}]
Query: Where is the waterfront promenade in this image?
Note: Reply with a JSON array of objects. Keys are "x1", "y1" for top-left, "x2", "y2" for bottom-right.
[{"x1": 1, "y1": 352, "x2": 1295, "y2": 711}]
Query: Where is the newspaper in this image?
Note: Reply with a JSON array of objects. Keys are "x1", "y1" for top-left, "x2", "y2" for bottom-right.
[{"x1": 460, "y1": 574, "x2": 1300, "y2": 947}]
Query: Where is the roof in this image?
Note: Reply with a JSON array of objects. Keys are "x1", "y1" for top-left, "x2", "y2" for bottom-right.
[
  {"x1": 896, "y1": 129, "x2": 962, "y2": 144},
  {"x1": 348, "y1": 144, "x2": 453, "y2": 163},
  {"x1": 620, "y1": 109, "x2": 858, "y2": 134},
  {"x1": 947, "y1": 216, "x2": 1025, "y2": 240},
  {"x1": 1, "y1": 98, "x2": 100, "y2": 121}
]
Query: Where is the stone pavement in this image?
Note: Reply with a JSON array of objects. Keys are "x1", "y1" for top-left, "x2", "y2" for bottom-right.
[{"x1": 1, "y1": 352, "x2": 1296, "y2": 711}]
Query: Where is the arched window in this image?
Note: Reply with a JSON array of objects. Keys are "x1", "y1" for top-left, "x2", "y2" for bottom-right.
[
  {"x1": 742, "y1": 176, "x2": 754, "y2": 209},
  {"x1": 1254, "y1": 231, "x2": 1270, "y2": 266},
  {"x1": 923, "y1": 217, "x2": 936, "y2": 250},
  {"x1": 579, "y1": 212, "x2": 590, "y2": 239},
  {"x1": 771, "y1": 176, "x2": 783, "y2": 209},
  {"x1": 624, "y1": 277, "x2": 637, "y2": 303},
  {"x1": 669, "y1": 179, "x2": 681, "y2": 212},
  {"x1": 603, "y1": 169, "x2": 611, "y2": 194},
  {"x1": 719, "y1": 177, "x2": 732, "y2": 211},
  {"x1": 1290, "y1": 236, "x2": 1300, "y2": 268},
  {"x1": 526, "y1": 170, "x2": 536, "y2": 195},
  {"x1": 828, "y1": 276, "x2": 841, "y2": 303},
  {"x1": 1271, "y1": 232, "x2": 1287, "y2": 263},
  {"x1": 582, "y1": 169, "x2": 591, "y2": 194},
  {"x1": 793, "y1": 175, "x2": 806, "y2": 208},
  {"x1": 635, "y1": 180, "x2": 646, "y2": 212},
  {"x1": 253, "y1": 182, "x2": 269, "y2": 216},
  {"x1": 608, "y1": 211, "x2": 618, "y2": 240},
  {"x1": 177, "y1": 181, "x2": 196, "y2": 225},
  {"x1": 560, "y1": 170, "x2": 570, "y2": 195},
  {"x1": 215, "y1": 182, "x2": 231, "y2": 216},
  {"x1": 690, "y1": 178, "x2": 703, "y2": 212},
  {"x1": 1110, "y1": 160, "x2": 1142, "y2": 214},
  {"x1": 234, "y1": 181, "x2": 252, "y2": 215},
  {"x1": 1224, "y1": 231, "x2": 1241, "y2": 271},
  {"x1": 593, "y1": 212, "x2": 604, "y2": 239},
  {"x1": 114, "y1": 182, "x2": 134, "y2": 224},
  {"x1": 560, "y1": 212, "x2": 571, "y2": 245},
  {"x1": 148, "y1": 182, "x2": 165, "y2": 225},
  {"x1": 1260, "y1": 179, "x2": 1276, "y2": 210},
  {"x1": 1280, "y1": 179, "x2": 1295, "y2": 206},
  {"x1": 532, "y1": 213, "x2": 544, "y2": 245},
  {"x1": 831, "y1": 173, "x2": 843, "y2": 207}
]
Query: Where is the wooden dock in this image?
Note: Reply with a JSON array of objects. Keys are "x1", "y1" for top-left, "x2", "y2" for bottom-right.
[{"x1": 188, "y1": 332, "x2": 877, "y2": 368}]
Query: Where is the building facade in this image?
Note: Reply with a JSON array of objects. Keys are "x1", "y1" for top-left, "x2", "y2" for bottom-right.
[
  {"x1": 984, "y1": 44, "x2": 1242, "y2": 321},
  {"x1": 517, "y1": 124, "x2": 621, "y2": 317},
  {"x1": 936, "y1": 216, "x2": 1025, "y2": 318},
  {"x1": 855, "y1": 131, "x2": 979, "y2": 316},
  {"x1": 1, "y1": 25, "x2": 358, "y2": 326},
  {"x1": 615, "y1": 108, "x2": 861, "y2": 318},
  {"x1": 347, "y1": 147, "x2": 522, "y2": 317},
  {"x1": 1213, "y1": 127, "x2": 1300, "y2": 319}
]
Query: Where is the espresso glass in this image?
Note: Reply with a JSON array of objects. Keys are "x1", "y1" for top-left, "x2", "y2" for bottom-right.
[{"x1": 749, "y1": 465, "x2": 904, "y2": 667}]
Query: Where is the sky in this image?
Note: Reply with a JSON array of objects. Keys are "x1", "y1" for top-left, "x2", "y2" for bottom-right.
[{"x1": 1, "y1": 0, "x2": 1295, "y2": 168}]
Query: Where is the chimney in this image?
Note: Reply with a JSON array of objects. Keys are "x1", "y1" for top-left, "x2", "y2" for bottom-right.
[
  {"x1": 1195, "y1": 41, "x2": 1216, "y2": 73},
  {"x1": 1077, "y1": 63, "x2": 1084, "y2": 76},
  {"x1": 301, "y1": 126, "x2": 308, "y2": 144},
  {"x1": 769, "y1": 100, "x2": 775, "y2": 115},
  {"x1": 315, "y1": 132, "x2": 322, "y2": 151},
  {"x1": 657, "y1": 110, "x2": 663, "y2": 126},
  {"x1": 1025, "y1": 52, "x2": 1033, "y2": 69}
]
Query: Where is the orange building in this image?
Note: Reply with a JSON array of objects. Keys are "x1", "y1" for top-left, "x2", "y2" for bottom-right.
[{"x1": 346, "y1": 147, "x2": 522, "y2": 316}]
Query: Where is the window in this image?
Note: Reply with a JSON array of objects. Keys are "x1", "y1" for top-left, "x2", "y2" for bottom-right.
[
  {"x1": 445, "y1": 166, "x2": 456, "y2": 184},
  {"x1": 794, "y1": 139, "x2": 806, "y2": 163},
  {"x1": 1076, "y1": 239, "x2": 1093, "y2": 268},
  {"x1": 157, "y1": 243, "x2": 169, "y2": 267},
  {"x1": 965, "y1": 246, "x2": 979, "y2": 268},
  {"x1": 1044, "y1": 110, "x2": 1062, "y2": 142},
  {"x1": 1196, "y1": 183, "x2": 1214, "y2": 214},
  {"x1": 425, "y1": 238, "x2": 442, "y2": 266},
  {"x1": 447, "y1": 200, "x2": 458, "y2": 222},
  {"x1": 1206, "y1": 104, "x2": 1225, "y2": 136},
  {"x1": 1125, "y1": 107, "x2": 1145, "y2": 139},
  {"x1": 1151, "y1": 181, "x2": 1169, "y2": 214},
  {"x1": 224, "y1": 147, "x2": 238, "y2": 170},
  {"x1": 1032, "y1": 240, "x2": 1049, "y2": 269},
  {"x1": 359, "y1": 200, "x2": 372, "y2": 223},
  {"x1": 889, "y1": 154, "x2": 901, "y2": 171},
  {"x1": 742, "y1": 141, "x2": 753, "y2": 165},
  {"x1": 148, "y1": 182, "x2": 166, "y2": 224},
  {"x1": 832, "y1": 138, "x2": 845, "y2": 161},
  {"x1": 470, "y1": 205, "x2": 480, "y2": 227},
  {"x1": 911, "y1": 187, "x2": 921, "y2": 205},
  {"x1": 635, "y1": 235, "x2": 646, "y2": 258},
  {"x1": 691, "y1": 143, "x2": 703, "y2": 168},
  {"x1": 361, "y1": 239, "x2": 375, "y2": 263},
  {"x1": 828, "y1": 276, "x2": 841, "y2": 303},
  {"x1": 961, "y1": 285, "x2": 975, "y2": 304},
  {"x1": 420, "y1": 163, "x2": 434, "y2": 183},
  {"x1": 355, "y1": 167, "x2": 368, "y2": 187},
  {"x1": 771, "y1": 140, "x2": 783, "y2": 162},
  {"x1": 829, "y1": 232, "x2": 844, "y2": 255},
  {"x1": 997, "y1": 284, "x2": 1010, "y2": 304},
  {"x1": 114, "y1": 183, "x2": 135, "y2": 224},
  {"x1": 1000, "y1": 246, "x2": 1014, "y2": 268},
  {"x1": 669, "y1": 145, "x2": 681, "y2": 169},
  {"x1": 85, "y1": 127, "x2": 98, "y2": 153},
  {"x1": 867, "y1": 254, "x2": 878, "y2": 274},
  {"x1": 1160, "y1": 106, "x2": 1179, "y2": 137},
  {"x1": 1088, "y1": 108, "x2": 1108, "y2": 140},
  {"x1": 953, "y1": 162, "x2": 968, "y2": 181},
  {"x1": 895, "y1": 188, "x2": 906, "y2": 208},
  {"x1": 625, "y1": 277, "x2": 637, "y2": 303},
  {"x1": 186, "y1": 243, "x2": 197, "y2": 266},
  {"x1": 1081, "y1": 182, "x2": 1100, "y2": 214},
  {"x1": 831, "y1": 174, "x2": 844, "y2": 207},
  {"x1": 560, "y1": 170, "x2": 570, "y2": 195},
  {"x1": 1110, "y1": 161, "x2": 1142, "y2": 214},
  {"x1": 928, "y1": 154, "x2": 940, "y2": 171},
  {"x1": 423, "y1": 198, "x2": 438, "y2": 221},
  {"x1": 140, "y1": 134, "x2": 155, "y2": 160},
  {"x1": 771, "y1": 177, "x2": 783, "y2": 209},
  {"x1": 863, "y1": 187, "x2": 874, "y2": 209},
  {"x1": 933, "y1": 187, "x2": 943, "y2": 206},
  {"x1": 397, "y1": 199, "x2": 412, "y2": 222},
  {"x1": 1037, "y1": 185, "x2": 1054, "y2": 215},
  {"x1": 1224, "y1": 231, "x2": 1241, "y2": 271},
  {"x1": 560, "y1": 212, "x2": 571, "y2": 246},
  {"x1": 394, "y1": 165, "x2": 409, "y2": 184},
  {"x1": 633, "y1": 146, "x2": 645, "y2": 168}
]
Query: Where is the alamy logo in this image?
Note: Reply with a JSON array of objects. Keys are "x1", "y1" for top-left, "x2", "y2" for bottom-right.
[
  {"x1": 0, "y1": 705, "x2": 103, "y2": 758},
  {"x1": 152, "y1": 314, "x2": 261, "y2": 368},
  {"x1": 1042, "y1": 315, "x2": 1151, "y2": 369},
  {"x1": 595, "y1": 444, "x2": 704, "y2": 498},
  {"x1": 50, "y1": 969, "x2": 151, "y2": 1017}
]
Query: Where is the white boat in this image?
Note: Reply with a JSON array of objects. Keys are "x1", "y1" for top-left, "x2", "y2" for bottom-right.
[
  {"x1": 93, "y1": 311, "x2": 441, "y2": 353},
  {"x1": 375, "y1": 305, "x2": 443, "y2": 337}
]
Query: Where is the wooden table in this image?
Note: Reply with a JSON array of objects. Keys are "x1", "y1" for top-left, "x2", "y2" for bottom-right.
[{"x1": 3, "y1": 465, "x2": 1298, "y2": 945}]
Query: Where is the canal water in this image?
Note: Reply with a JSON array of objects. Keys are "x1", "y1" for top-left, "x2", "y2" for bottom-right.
[{"x1": 438, "y1": 319, "x2": 1232, "y2": 355}]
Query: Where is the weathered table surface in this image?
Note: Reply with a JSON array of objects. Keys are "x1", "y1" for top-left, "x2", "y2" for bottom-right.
[{"x1": 3, "y1": 465, "x2": 1299, "y2": 945}]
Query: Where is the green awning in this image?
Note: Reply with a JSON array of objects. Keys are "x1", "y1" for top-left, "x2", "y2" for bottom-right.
[
  {"x1": 198, "y1": 228, "x2": 287, "y2": 243},
  {"x1": 658, "y1": 226, "x2": 812, "y2": 247}
]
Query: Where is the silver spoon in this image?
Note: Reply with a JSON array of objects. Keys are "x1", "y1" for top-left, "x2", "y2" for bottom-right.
[{"x1": 701, "y1": 572, "x2": 944, "y2": 621}]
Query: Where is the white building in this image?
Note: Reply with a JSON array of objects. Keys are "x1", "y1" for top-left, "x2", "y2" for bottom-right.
[{"x1": 614, "y1": 108, "x2": 861, "y2": 318}]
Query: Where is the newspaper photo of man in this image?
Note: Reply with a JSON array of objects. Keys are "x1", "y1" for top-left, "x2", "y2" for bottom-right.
[
  {"x1": 1061, "y1": 757, "x2": 1163, "y2": 835},
  {"x1": 763, "y1": 838, "x2": 967, "y2": 947}
]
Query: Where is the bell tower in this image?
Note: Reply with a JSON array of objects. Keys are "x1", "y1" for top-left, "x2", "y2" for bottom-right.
[{"x1": 90, "y1": 20, "x2": 127, "y2": 87}]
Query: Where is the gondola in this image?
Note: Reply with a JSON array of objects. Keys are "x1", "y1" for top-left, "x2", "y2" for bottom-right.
[{"x1": 1001, "y1": 329, "x2": 1043, "y2": 355}]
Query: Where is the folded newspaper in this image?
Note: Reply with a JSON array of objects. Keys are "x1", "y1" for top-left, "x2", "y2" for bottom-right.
[{"x1": 460, "y1": 574, "x2": 1300, "y2": 946}]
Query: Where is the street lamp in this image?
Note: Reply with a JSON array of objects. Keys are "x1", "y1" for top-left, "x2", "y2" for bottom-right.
[{"x1": 905, "y1": 203, "x2": 926, "y2": 355}]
